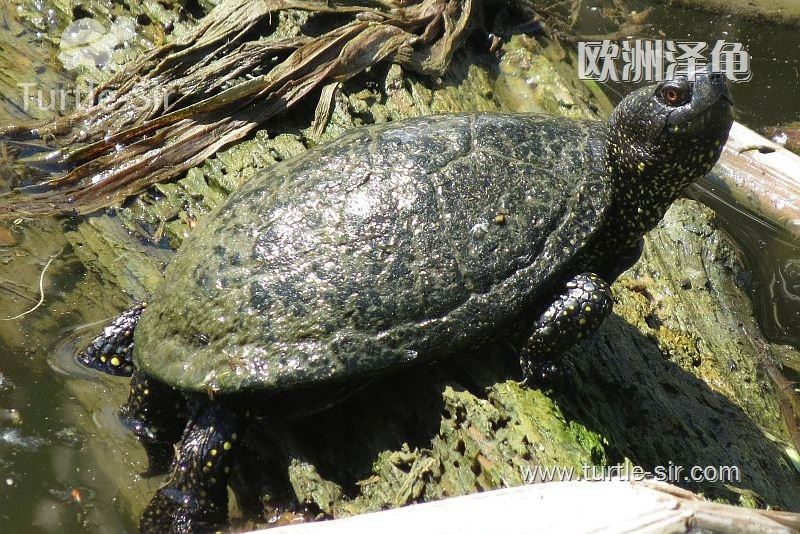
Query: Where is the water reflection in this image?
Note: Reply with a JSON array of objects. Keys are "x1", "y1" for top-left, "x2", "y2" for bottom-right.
[{"x1": 690, "y1": 182, "x2": 800, "y2": 347}]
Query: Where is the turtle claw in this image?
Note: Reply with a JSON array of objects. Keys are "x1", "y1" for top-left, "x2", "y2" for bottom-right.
[
  {"x1": 77, "y1": 303, "x2": 146, "y2": 376},
  {"x1": 521, "y1": 272, "x2": 613, "y2": 382},
  {"x1": 521, "y1": 360, "x2": 566, "y2": 389}
]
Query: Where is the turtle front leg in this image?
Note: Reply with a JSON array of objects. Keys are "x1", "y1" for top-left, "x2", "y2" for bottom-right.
[
  {"x1": 77, "y1": 303, "x2": 147, "y2": 376},
  {"x1": 120, "y1": 371, "x2": 187, "y2": 475},
  {"x1": 520, "y1": 272, "x2": 613, "y2": 384},
  {"x1": 140, "y1": 399, "x2": 242, "y2": 533}
]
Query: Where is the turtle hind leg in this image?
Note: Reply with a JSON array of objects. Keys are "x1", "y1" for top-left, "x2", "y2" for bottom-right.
[
  {"x1": 140, "y1": 399, "x2": 242, "y2": 533},
  {"x1": 521, "y1": 272, "x2": 613, "y2": 385},
  {"x1": 77, "y1": 303, "x2": 147, "y2": 376},
  {"x1": 121, "y1": 370, "x2": 187, "y2": 475}
]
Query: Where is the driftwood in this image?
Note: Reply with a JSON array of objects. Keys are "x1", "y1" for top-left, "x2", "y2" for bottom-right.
[
  {"x1": 699, "y1": 122, "x2": 800, "y2": 239},
  {"x1": 252, "y1": 480, "x2": 800, "y2": 534},
  {"x1": 0, "y1": 0, "x2": 480, "y2": 219},
  {"x1": 763, "y1": 122, "x2": 800, "y2": 156}
]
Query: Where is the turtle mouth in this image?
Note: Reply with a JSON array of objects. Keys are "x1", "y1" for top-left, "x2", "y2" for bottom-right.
[
  {"x1": 693, "y1": 71, "x2": 734, "y2": 110},
  {"x1": 714, "y1": 76, "x2": 734, "y2": 107},
  {"x1": 720, "y1": 89, "x2": 734, "y2": 106}
]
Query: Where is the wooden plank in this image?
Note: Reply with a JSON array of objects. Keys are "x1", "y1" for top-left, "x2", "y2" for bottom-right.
[
  {"x1": 250, "y1": 480, "x2": 800, "y2": 534},
  {"x1": 705, "y1": 121, "x2": 800, "y2": 237}
]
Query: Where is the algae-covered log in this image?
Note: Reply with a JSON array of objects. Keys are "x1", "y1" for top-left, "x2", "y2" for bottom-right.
[
  {"x1": 3, "y1": 0, "x2": 799, "y2": 529},
  {"x1": 654, "y1": 0, "x2": 800, "y2": 26}
]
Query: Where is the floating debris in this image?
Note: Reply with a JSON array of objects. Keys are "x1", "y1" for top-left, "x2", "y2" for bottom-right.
[
  {"x1": 0, "y1": 428, "x2": 45, "y2": 450},
  {"x1": 53, "y1": 427, "x2": 85, "y2": 448},
  {"x1": 763, "y1": 122, "x2": 800, "y2": 155},
  {"x1": 0, "y1": 0, "x2": 481, "y2": 220},
  {"x1": 0, "y1": 225, "x2": 14, "y2": 246},
  {"x1": 0, "y1": 408, "x2": 21, "y2": 426},
  {"x1": 0, "y1": 372, "x2": 13, "y2": 391},
  {"x1": 49, "y1": 484, "x2": 96, "y2": 507}
]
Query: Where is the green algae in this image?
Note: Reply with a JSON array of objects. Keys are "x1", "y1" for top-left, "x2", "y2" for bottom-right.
[{"x1": 334, "y1": 383, "x2": 607, "y2": 515}]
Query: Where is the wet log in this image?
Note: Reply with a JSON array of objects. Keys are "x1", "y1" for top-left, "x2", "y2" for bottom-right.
[
  {"x1": 251, "y1": 481, "x2": 800, "y2": 534},
  {"x1": 655, "y1": 0, "x2": 800, "y2": 26},
  {"x1": 699, "y1": 121, "x2": 800, "y2": 239}
]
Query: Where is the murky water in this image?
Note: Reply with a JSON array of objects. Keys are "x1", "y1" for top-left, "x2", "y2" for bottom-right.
[
  {"x1": 1, "y1": 0, "x2": 799, "y2": 531},
  {"x1": 0, "y1": 5, "x2": 148, "y2": 530},
  {"x1": 0, "y1": 230, "x2": 142, "y2": 532}
]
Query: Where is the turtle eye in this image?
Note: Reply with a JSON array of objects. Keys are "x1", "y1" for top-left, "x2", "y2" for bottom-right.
[{"x1": 661, "y1": 82, "x2": 689, "y2": 106}]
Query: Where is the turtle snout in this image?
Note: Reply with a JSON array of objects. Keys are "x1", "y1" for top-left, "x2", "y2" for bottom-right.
[
  {"x1": 695, "y1": 69, "x2": 734, "y2": 106},
  {"x1": 707, "y1": 71, "x2": 734, "y2": 105}
]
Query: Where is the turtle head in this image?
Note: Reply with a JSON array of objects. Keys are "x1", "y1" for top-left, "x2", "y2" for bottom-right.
[{"x1": 605, "y1": 69, "x2": 733, "y2": 217}]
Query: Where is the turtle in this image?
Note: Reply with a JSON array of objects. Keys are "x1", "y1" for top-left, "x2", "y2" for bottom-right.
[{"x1": 77, "y1": 69, "x2": 733, "y2": 532}]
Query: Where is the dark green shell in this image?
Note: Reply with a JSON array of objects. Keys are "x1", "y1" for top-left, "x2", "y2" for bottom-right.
[{"x1": 135, "y1": 113, "x2": 612, "y2": 392}]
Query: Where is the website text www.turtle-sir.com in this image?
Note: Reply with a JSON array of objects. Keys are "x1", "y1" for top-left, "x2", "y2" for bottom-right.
[{"x1": 520, "y1": 462, "x2": 741, "y2": 484}]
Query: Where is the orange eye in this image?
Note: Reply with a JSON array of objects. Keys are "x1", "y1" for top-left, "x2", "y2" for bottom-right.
[{"x1": 663, "y1": 87, "x2": 683, "y2": 105}]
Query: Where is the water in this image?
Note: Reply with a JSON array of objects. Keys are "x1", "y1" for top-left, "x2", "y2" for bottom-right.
[
  {"x1": 0, "y1": 232, "x2": 142, "y2": 532},
  {"x1": 1, "y1": 0, "x2": 800, "y2": 531},
  {"x1": 688, "y1": 184, "x2": 800, "y2": 347},
  {"x1": 0, "y1": 5, "x2": 149, "y2": 530}
]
